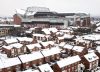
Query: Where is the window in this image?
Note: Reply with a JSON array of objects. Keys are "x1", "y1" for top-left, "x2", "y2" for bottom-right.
[
  {"x1": 11, "y1": 49, "x2": 14, "y2": 54},
  {"x1": 18, "y1": 49, "x2": 20, "y2": 53},
  {"x1": 72, "y1": 67, "x2": 74, "y2": 71},
  {"x1": 0, "y1": 69, "x2": 2, "y2": 71},
  {"x1": 44, "y1": 69, "x2": 50, "y2": 72},
  {"x1": 7, "y1": 67, "x2": 11, "y2": 70}
]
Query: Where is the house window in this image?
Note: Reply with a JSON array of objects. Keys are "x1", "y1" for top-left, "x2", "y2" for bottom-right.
[
  {"x1": 11, "y1": 49, "x2": 14, "y2": 54},
  {"x1": 18, "y1": 49, "x2": 20, "y2": 53},
  {"x1": 7, "y1": 67, "x2": 11, "y2": 71},
  {"x1": 56, "y1": 54, "x2": 60, "y2": 59},
  {"x1": 0, "y1": 69, "x2": 2, "y2": 71},
  {"x1": 68, "y1": 68, "x2": 70, "y2": 72},
  {"x1": 24, "y1": 47, "x2": 26, "y2": 52},
  {"x1": 39, "y1": 59, "x2": 42, "y2": 65},
  {"x1": 62, "y1": 67, "x2": 65, "y2": 71},
  {"x1": 72, "y1": 67, "x2": 74, "y2": 71}
]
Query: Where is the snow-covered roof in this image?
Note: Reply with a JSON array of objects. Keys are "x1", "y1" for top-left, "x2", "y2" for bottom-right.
[
  {"x1": 1, "y1": 57, "x2": 21, "y2": 68},
  {"x1": 41, "y1": 47, "x2": 61, "y2": 57},
  {"x1": 29, "y1": 28, "x2": 35, "y2": 31},
  {"x1": 72, "y1": 46, "x2": 84, "y2": 52},
  {"x1": 0, "y1": 24, "x2": 20, "y2": 27},
  {"x1": 63, "y1": 34, "x2": 74, "y2": 39},
  {"x1": 22, "y1": 69, "x2": 39, "y2": 72},
  {"x1": 59, "y1": 42, "x2": 66, "y2": 47},
  {"x1": 38, "y1": 63, "x2": 54, "y2": 72},
  {"x1": 16, "y1": 9, "x2": 26, "y2": 15},
  {"x1": 63, "y1": 44, "x2": 73, "y2": 49},
  {"x1": 82, "y1": 34, "x2": 100, "y2": 41},
  {"x1": 33, "y1": 34, "x2": 45, "y2": 37},
  {"x1": 19, "y1": 51, "x2": 43, "y2": 63},
  {"x1": 2, "y1": 45, "x2": 13, "y2": 50},
  {"x1": 27, "y1": 6, "x2": 50, "y2": 12},
  {"x1": 58, "y1": 37, "x2": 64, "y2": 40},
  {"x1": 96, "y1": 46, "x2": 100, "y2": 53},
  {"x1": 96, "y1": 22, "x2": 100, "y2": 26},
  {"x1": 2, "y1": 43, "x2": 23, "y2": 50},
  {"x1": 25, "y1": 30, "x2": 32, "y2": 33},
  {"x1": 48, "y1": 28, "x2": 58, "y2": 33},
  {"x1": 57, "y1": 55, "x2": 81, "y2": 68},
  {"x1": 17, "y1": 37, "x2": 33, "y2": 42},
  {"x1": 10, "y1": 43, "x2": 23, "y2": 48},
  {"x1": 0, "y1": 60, "x2": 5, "y2": 69},
  {"x1": 95, "y1": 41, "x2": 100, "y2": 45},
  {"x1": 26, "y1": 12, "x2": 36, "y2": 16},
  {"x1": 4, "y1": 38, "x2": 18, "y2": 44},
  {"x1": 40, "y1": 41, "x2": 54, "y2": 47},
  {"x1": 26, "y1": 43, "x2": 41, "y2": 49},
  {"x1": 84, "y1": 52, "x2": 99, "y2": 62},
  {"x1": 60, "y1": 30, "x2": 73, "y2": 33},
  {"x1": 74, "y1": 38, "x2": 90, "y2": 44},
  {"x1": 42, "y1": 28, "x2": 51, "y2": 34}
]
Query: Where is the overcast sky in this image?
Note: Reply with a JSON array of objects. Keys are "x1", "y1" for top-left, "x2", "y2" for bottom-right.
[{"x1": 0, "y1": 0, "x2": 100, "y2": 17}]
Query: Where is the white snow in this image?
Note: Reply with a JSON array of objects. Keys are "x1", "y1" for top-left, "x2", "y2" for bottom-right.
[
  {"x1": 1, "y1": 57, "x2": 21, "y2": 68},
  {"x1": 58, "y1": 37, "x2": 64, "y2": 40},
  {"x1": 19, "y1": 51, "x2": 43, "y2": 63},
  {"x1": 63, "y1": 34, "x2": 74, "y2": 39},
  {"x1": 42, "y1": 28, "x2": 51, "y2": 34},
  {"x1": 22, "y1": 69, "x2": 39, "y2": 72},
  {"x1": 63, "y1": 44, "x2": 73, "y2": 49},
  {"x1": 57, "y1": 55, "x2": 81, "y2": 68},
  {"x1": 48, "y1": 28, "x2": 58, "y2": 33},
  {"x1": 38, "y1": 63, "x2": 54, "y2": 72},
  {"x1": 2, "y1": 43, "x2": 23, "y2": 50},
  {"x1": 33, "y1": 34, "x2": 45, "y2": 37},
  {"x1": 40, "y1": 41, "x2": 54, "y2": 47},
  {"x1": 41, "y1": 47, "x2": 61, "y2": 57},
  {"x1": 26, "y1": 43, "x2": 41, "y2": 49},
  {"x1": 17, "y1": 37, "x2": 33, "y2": 42},
  {"x1": 59, "y1": 42, "x2": 66, "y2": 47},
  {"x1": 4, "y1": 38, "x2": 18, "y2": 44},
  {"x1": 72, "y1": 46, "x2": 85, "y2": 52},
  {"x1": 84, "y1": 52, "x2": 99, "y2": 62},
  {"x1": 82, "y1": 34, "x2": 100, "y2": 41},
  {"x1": 16, "y1": 9, "x2": 26, "y2": 15},
  {"x1": 0, "y1": 60, "x2": 5, "y2": 69}
]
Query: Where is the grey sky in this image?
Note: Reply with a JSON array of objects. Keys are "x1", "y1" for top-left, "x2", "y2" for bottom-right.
[{"x1": 0, "y1": 0, "x2": 100, "y2": 16}]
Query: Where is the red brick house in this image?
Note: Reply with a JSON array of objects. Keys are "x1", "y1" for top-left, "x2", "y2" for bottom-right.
[
  {"x1": 63, "y1": 44, "x2": 73, "y2": 55},
  {"x1": 3, "y1": 38, "x2": 18, "y2": 46},
  {"x1": 19, "y1": 51, "x2": 44, "y2": 70},
  {"x1": 13, "y1": 14, "x2": 22, "y2": 25},
  {"x1": 17, "y1": 37, "x2": 34, "y2": 45},
  {"x1": 2, "y1": 43, "x2": 24, "y2": 57},
  {"x1": 0, "y1": 57, "x2": 21, "y2": 72},
  {"x1": 40, "y1": 41, "x2": 55, "y2": 49},
  {"x1": 74, "y1": 38, "x2": 91, "y2": 48},
  {"x1": 52, "y1": 55, "x2": 81, "y2": 72},
  {"x1": 26, "y1": 43, "x2": 42, "y2": 52},
  {"x1": 72, "y1": 46, "x2": 88, "y2": 57},
  {"x1": 81, "y1": 52, "x2": 99, "y2": 71},
  {"x1": 41, "y1": 47, "x2": 61, "y2": 63}
]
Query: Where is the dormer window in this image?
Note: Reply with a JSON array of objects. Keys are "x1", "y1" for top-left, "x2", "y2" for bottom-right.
[
  {"x1": 93, "y1": 56, "x2": 96, "y2": 58},
  {"x1": 88, "y1": 58, "x2": 92, "y2": 60}
]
